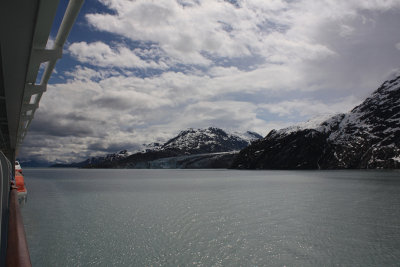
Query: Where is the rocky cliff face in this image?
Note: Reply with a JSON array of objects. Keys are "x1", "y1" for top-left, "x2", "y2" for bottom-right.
[{"x1": 232, "y1": 75, "x2": 400, "y2": 169}]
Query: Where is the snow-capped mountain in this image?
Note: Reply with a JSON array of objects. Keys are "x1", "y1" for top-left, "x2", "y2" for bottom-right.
[
  {"x1": 232, "y1": 74, "x2": 400, "y2": 169},
  {"x1": 161, "y1": 127, "x2": 261, "y2": 154},
  {"x1": 54, "y1": 128, "x2": 262, "y2": 168},
  {"x1": 83, "y1": 150, "x2": 131, "y2": 168}
]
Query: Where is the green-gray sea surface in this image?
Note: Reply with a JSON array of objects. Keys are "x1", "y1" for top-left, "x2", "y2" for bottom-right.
[{"x1": 21, "y1": 169, "x2": 400, "y2": 266}]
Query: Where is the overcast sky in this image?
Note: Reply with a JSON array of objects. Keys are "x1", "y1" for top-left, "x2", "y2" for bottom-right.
[{"x1": 19, "y1": 0, "x2": 400, "y2": 163}]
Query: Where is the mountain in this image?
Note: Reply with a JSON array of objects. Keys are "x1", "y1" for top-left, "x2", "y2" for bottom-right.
[
  {"x1": 232, "y1": 74, "x2": 400, "y2": 169},
  {"x1": 52, "y1": 150, "x2": 130, "y2": 168},
  {"x1": 160, "y1": 127, "x2": 261, "y2": 154},
  {"x1": 19, "y1": 159, "x2": 54, "y2": 168},
  {"x1": 53, "y1": 128, "x2": 262, "y2": 168}
]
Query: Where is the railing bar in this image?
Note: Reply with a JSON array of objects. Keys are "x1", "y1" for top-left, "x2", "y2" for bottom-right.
[
  {"x1": 40, "y1": 0, "x2": 84, "y2": 85},
  {"x1": 6, "y1": 189, "x2": 31, "y2": 267}
]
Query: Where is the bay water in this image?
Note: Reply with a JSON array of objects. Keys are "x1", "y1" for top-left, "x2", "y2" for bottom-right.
[{"x1": 21, "y1": 168, "x2": 400, "y2": 266}]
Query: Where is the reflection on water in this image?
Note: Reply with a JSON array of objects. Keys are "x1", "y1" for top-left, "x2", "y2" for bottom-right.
[{"x1": 22, "y1": 169, "x2": 400, "y2": 266}]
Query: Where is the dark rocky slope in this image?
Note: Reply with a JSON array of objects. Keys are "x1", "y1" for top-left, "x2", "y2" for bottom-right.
[{"x1": 232, "y1": 75, "x2": 400, "y2": 169}]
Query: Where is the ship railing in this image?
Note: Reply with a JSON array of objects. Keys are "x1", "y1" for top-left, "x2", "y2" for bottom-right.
[
  {"x1": 1, "y1": 0, "x2": 84, "y2": 265},
  {"x1": 15, "y1": 0, "x2": 84, "y2": 151},
  {"x1": 5, "y1": 187, "x2": 31, "y2": 267}
]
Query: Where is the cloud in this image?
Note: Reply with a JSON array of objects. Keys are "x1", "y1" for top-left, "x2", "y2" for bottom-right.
[
  {"x1": 90, "y1": 90, "x2": 173, "y2": 111},
  {"x1": 29, "y1": 115, "x2": 94, "y2": 137},
  {"x1": 87, "y1": 141, "x2": 141, "y2": 154},
  {"x1": 85, "y1": 0, "x2": 337, "y2": 66},
  {"x1": 259, "y1": 97, "x2": 361, "y2": 118},
  {"x1": 68, "y1": 41, "x2": 168, "y2": 69},
  {"x1": 85, "y1": 0, "x2": 400, "y2": 69},
  {"x1": 339, "y1": 25, "x2": 355, "y2": 37},
  {"x1": 171, "y1": 100, "x2": 268, "y2": 132},
  {"x1": 83, "y1": 0, "x2": 400, "y2": 94}
]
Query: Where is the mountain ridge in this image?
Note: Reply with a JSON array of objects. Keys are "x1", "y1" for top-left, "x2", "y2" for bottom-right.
[
  {"x1": 232, "y1": 74, "x2": 400, "y2": 169},
  {"x1": 52, "y1": 127, "x2": 262, "y2": 168}
]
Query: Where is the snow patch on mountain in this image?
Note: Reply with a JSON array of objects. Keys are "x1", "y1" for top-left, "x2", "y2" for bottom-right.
[
  {"x1": 233, "y1": 131, "x2": 263, "y2": 142},
  {"x1": 275, "y1": 113, "x2": 337, "y2": 136}
]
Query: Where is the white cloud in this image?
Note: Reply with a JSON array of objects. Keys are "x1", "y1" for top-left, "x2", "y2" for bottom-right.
[
  {"x1": 82, "y1": 0, "x2": 400, "y2": 94},
  {"x1": 339, "y1": 25, "x2": 355, "y2": 37},
  {"x1": 68, "y1": 41, "x2": 168, "y2": 69},
  {"x1": 86, "y1": 0, "x2": 337, "y2": 65},
  {"x1": 259, "y1": 97, "x2": 361, "y2": 118}
]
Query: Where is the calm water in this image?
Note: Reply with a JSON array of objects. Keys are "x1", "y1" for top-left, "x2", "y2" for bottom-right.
[{"x1": 21, "y1": 168, "x2": 400, "y2": 266}]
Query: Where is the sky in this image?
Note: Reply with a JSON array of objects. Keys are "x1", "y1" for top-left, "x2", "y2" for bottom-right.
[{"x1": 19, "y1": 0, "x2": 400, "y2": 163}]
